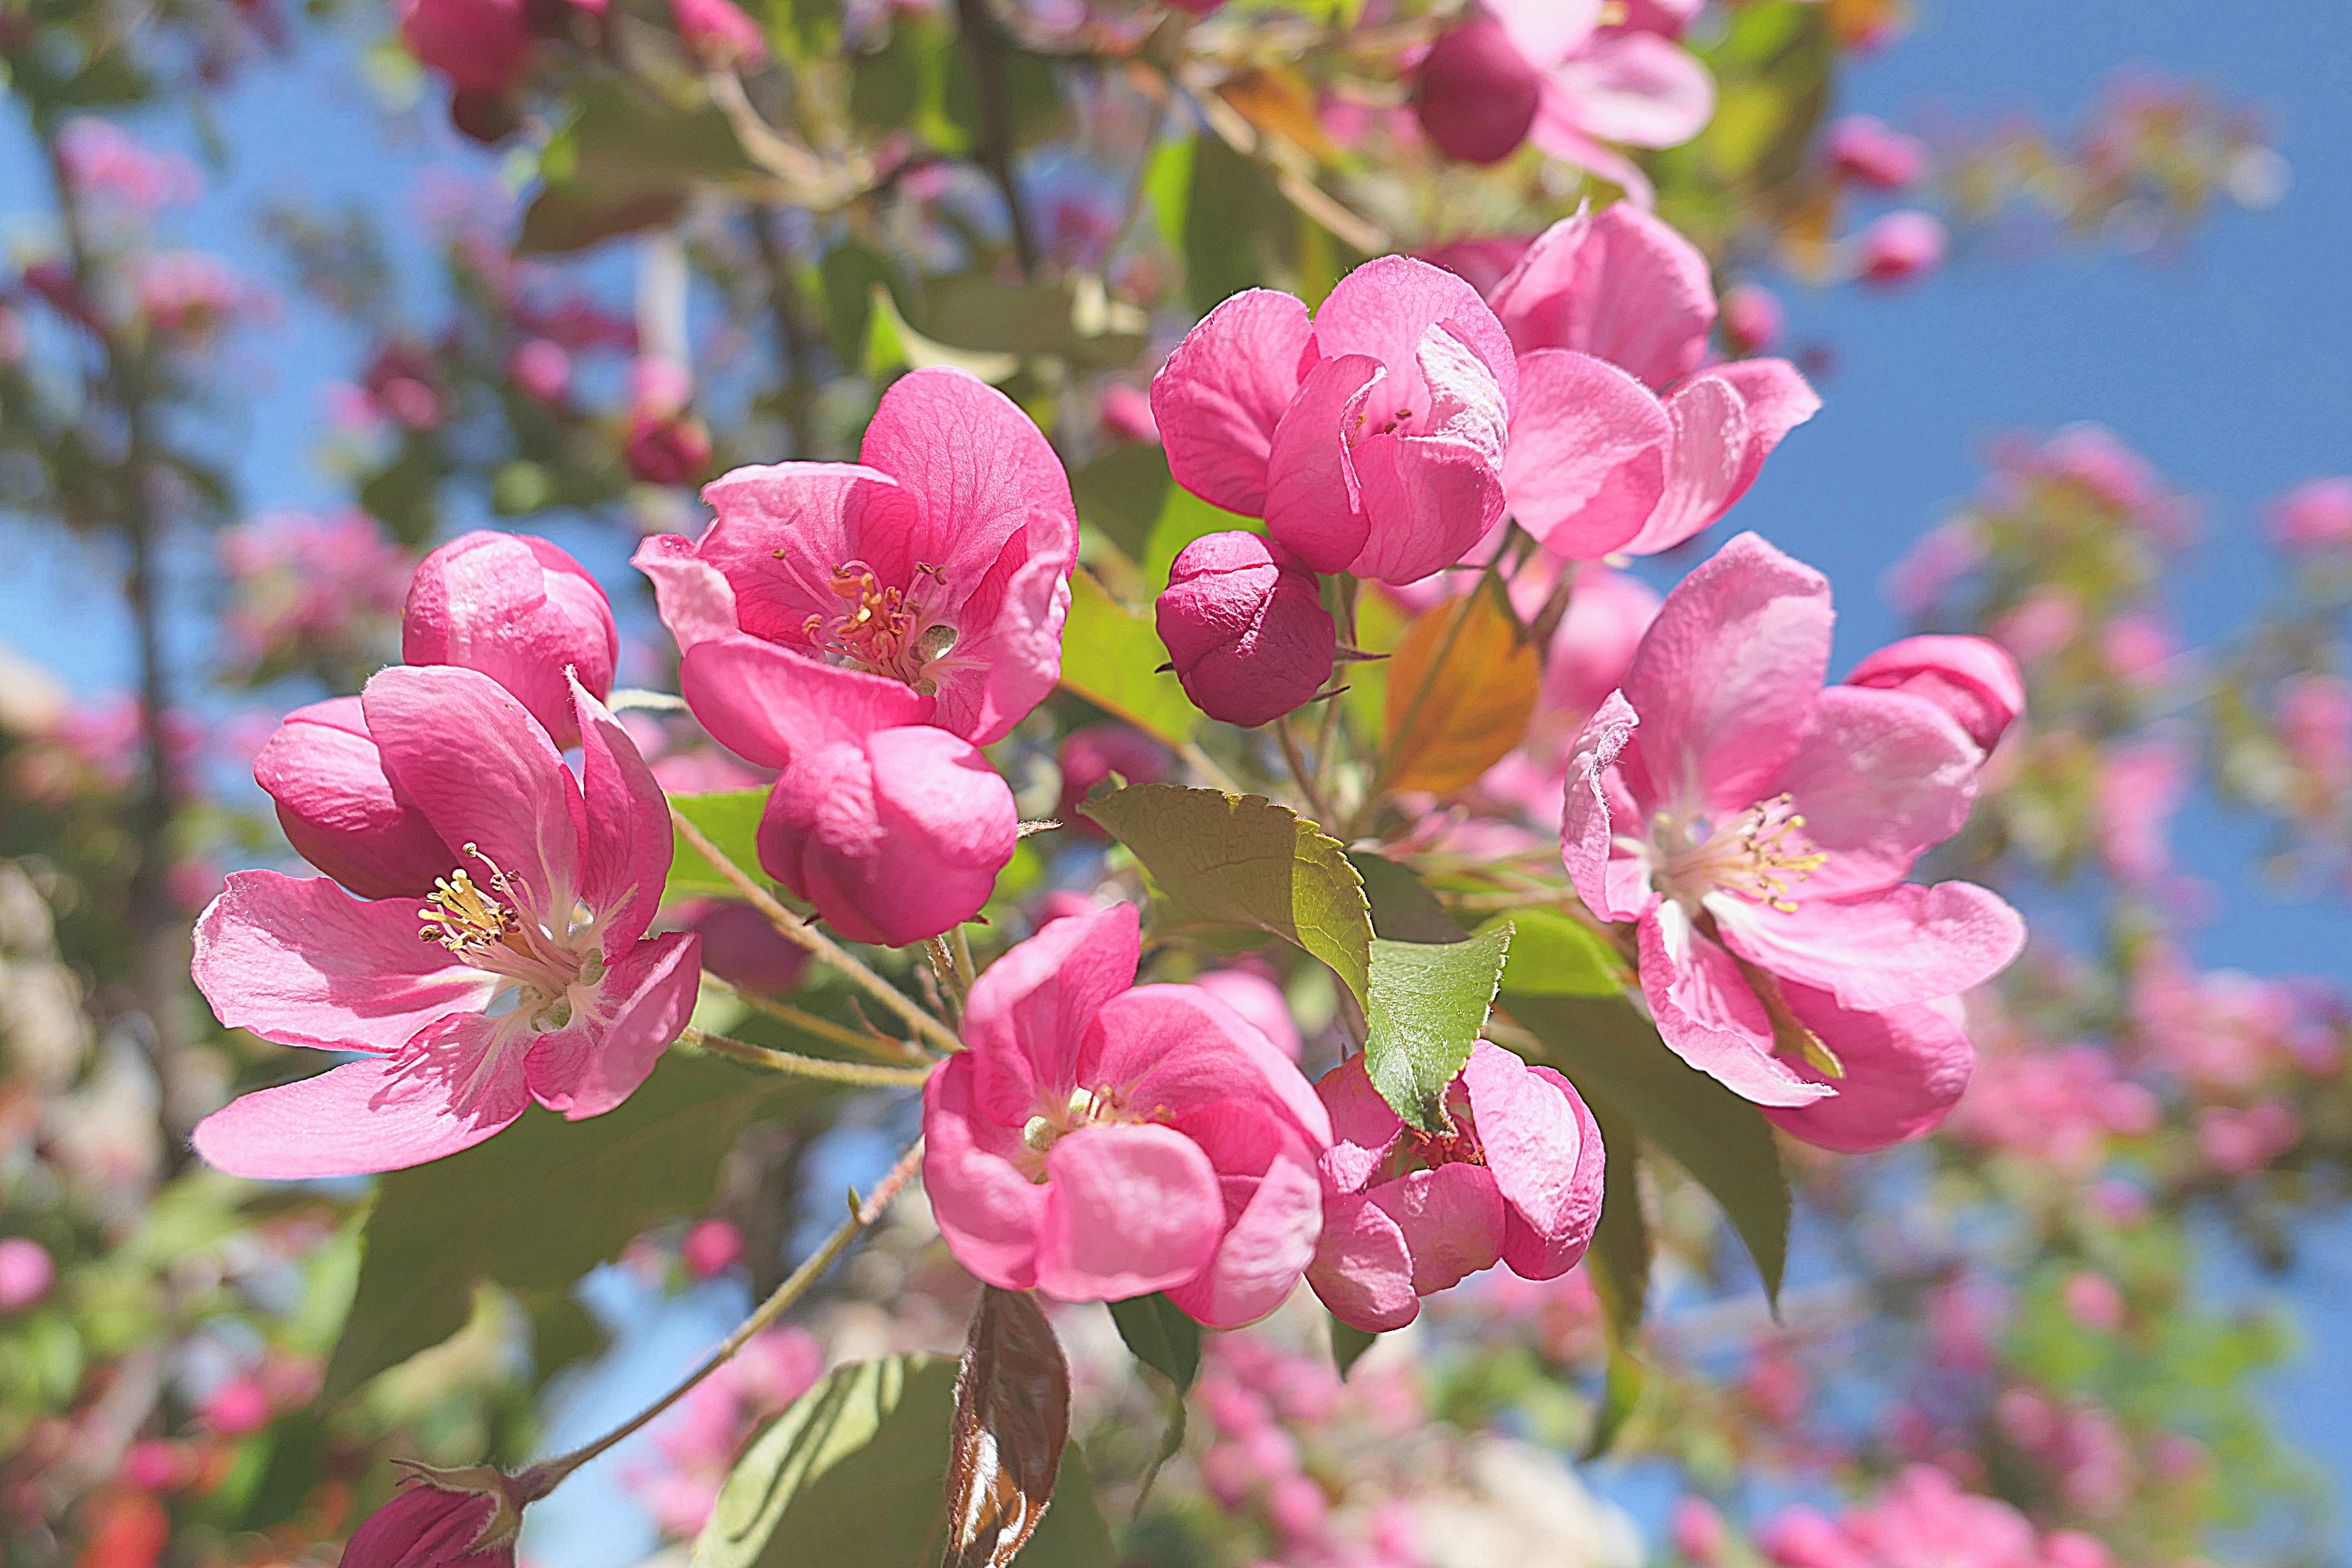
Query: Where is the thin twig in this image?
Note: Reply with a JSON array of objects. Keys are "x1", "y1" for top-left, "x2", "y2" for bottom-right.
[
  {"x1": 952, "y1": 0, "x2": 1040, "y2": 277},
  {"x1": 924, "y1": 936, "x2": 968, "y2": 1025},
  {"x1": 697, "y1": 972, "x2": 929, "y2": 1064},
  {"x1": 668, "y1": 803, "x2": 962, "y2": 1055},
  {"x1": 1276, "y1": 713, "x2": 1334, "y2": 826},
  {"x1": 682, "y1": 1025, "x2": 934, "y2": 1088},
  {"x1": 530, "y1": 1140, "x2": 925, "y2": 1487}
]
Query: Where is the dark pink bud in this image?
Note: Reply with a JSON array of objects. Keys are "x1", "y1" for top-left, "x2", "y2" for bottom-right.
[
  {"x1": 254, "y1": 697, "x2": 454, "y2": 899},
  {"x1": 402, "y1": 530, "x2": 619, "y2": 748},
  {"x1": 685, "y1": 898, "x2": 808, "y2": 995},
  {"x1": 1847, "y1": 634, "x2": 2024, "y2": 754},
  {"x1": 396, "y1": 0, "x2": 532, "y2": 95},
  {"x1": 1719, "y1": 282, "x2": 1785, "y2": 356},
  {"x1": 508, "y1": 338, "x2": 570, "y2": 405},
  {"x1": 680, "y1": 1217, "x2": 745, "y2": 1279},
  {"x1": 1855, "y1": 210, "x2": 1946, "y2": 287},
  {"x1": 201, "y1": 1375, "x2": 271, "y2": 1437},
  {"x1": 0, "y1": 1237, "x2": 54, "y2": 1313},
  {"x1": 1823, "y1": 114, "x2": 1927, "y2": 190},
  {"x1": 1056, "y1": 723, "x2": 1171, "y2": 828},
  {"x1": 1156, "y1": 532, "x2": 1334, "y2": 729},
  {"x1": 1414, "y1": 21, "x2": 1543, "y2": 165},
  {"x1": 342, "y1": 1466, "x2": 529, "y2": 1568},
  {"x1": 671, "y1": 0, "x2": 765, "y2": 68},
  {"x1": 625, "y1": 411, "x2": 712, "y2": 486},
  {"x1": 757, "y1": 726, "x2": 1018, "y2": 947}
]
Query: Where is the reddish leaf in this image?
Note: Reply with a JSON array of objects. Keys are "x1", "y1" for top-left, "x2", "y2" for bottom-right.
[{"x1": 943, "y1": 1287, "x2": 1072, "y2": 1568}]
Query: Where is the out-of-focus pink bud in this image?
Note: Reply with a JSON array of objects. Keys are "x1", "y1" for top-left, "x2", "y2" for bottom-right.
[
  {"x1": 1056, "y1": 723, "x2": 1171, "y2": 828},
  {"x1": 201, "y1": 1376, "x2": 273, "y2": 1437},
  {"x1": 1719, "y1": 282, "x2": 1785, "y2": 355},
  {"x1": 2268, "y1": 477, "x2": 2352, "y2": 553},
  {"x1": 1194, "y1": 968, "x2": 1302, "y2": 1061},
  {"x1": 685, "y1": 899, "x2": 808, "y2": 996},
  {"x1": 0, "y1": 1237, "x2": 55, "y2": 1313},
  {"x1": 1673, "y1": 1497, "x2": 1727, "y2": 1566},
  {"x1": 1823, "y1": 114, "x2": 1928, "y2": 190},
  {"x1": 254, "y1": 697, "x2": 454, "y2": 900},
  {"x1": 395, "y1": 0, "x2": 532, "y2": 96},
  {"x1": 757, "y1": 726, "x2": 1019, "y2": 947},
  {"x1": 342, "y1": 1465, "x2": 532, "y2": 1568},
  {"x1": 508, "y1": 338, "x2": 570, "y2": 405},
  {"x1": 402, "y1": 530, "x2": 620, "y2": 749},
  {"x1": 1414, "y1": 20, "x2": 1544, "y2": 165},
  {"x1": 624, "y1": 356, "x2": 712, "y2": 486},
  {"x1": 1162, "y1": 0, "x2": 1226, "y2": 14},
  {"x1": 1100, "y1": 382, "x2": 1160, "y2": 444},
  {"x1": 120, "y1": 1440, "x2": 192, "y2": 1492},
  {"x1": 671, "y1": 0, "x2": 765, "y2": 69},
  {"x1": 1846, "y1": 634, "x2": 2025, "y2": 755},
  {"x1": 2059, "y1": 1270, "x2": 2125, "y2": 1332},
  {"x1": 1855, "y1": 211, "x2": 1947, "y2": 287},
  {"x1": 1156, "y1": 532, "x2": 1335, "y2": 729},
  {"x1": 680, "y1": 1218, "x2": 745, "y2": 1279}
]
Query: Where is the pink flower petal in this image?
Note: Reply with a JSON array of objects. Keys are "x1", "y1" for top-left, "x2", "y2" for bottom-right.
[
  {"x1": 1036, "y1": 1122, "x2": 1223, "y2": 1302},
  {"x1": 964, "y1": 902, "x2": 1142, "y2": 1126},
  {"x1": 254, "y1": 697, "x2": 454, "y2": 901},
  {"x1": 922, "y1": 1055, "x2": 1048, "y2": 1292},
  {"x1": 1701, "y1": 358, "x2": 1820, "y2": 498},
  {"x1": 1314, "y1": 1051, "x2": 1405, "y2": 1196},
  {"x1": 1461, "y1": 1043, "x2": 1605, "y2": 1279},
  {"x1": 1265, "y1": 353, "x2": 1381, "y2": 572},
  {"x1": 1761, "y1": 990, "x2": 1973, "y2": 1154},
  {"x1": 1309, "y1": 1191, "x2": 1422, "y2": 1333},
  {"x1": 1487, "y1": 206, "x2": 1716, "y2": 389},
  {"x1": 362, "y1": 664, "x2": 586, "y2": 917},
  {"x1": 1503, "y1": 349, "x2": 1671, "y2": 556},
  {"x1": 1560, "y1": 691, "x2": 1651, "y2": 923},
  {"x1": 1765, "y1": 686, "x2": 1980, "y2": 899},
  {"x1": 1310, "y1": 255, "x2": 1519, "y2": 416},
  {"x1": 1528, "y1": 97, "x2": 1659, "y2": 206},
  {"x1": 1547, "y1": 31, "x2": 1715, "y2": 148},
  {"x1": 191, "y1": 1050, "x2": 528, "y2": 1179},
  {"x1": 572, "y1": 674, "x2": 672, "y2": 951},
  {"x1": 1617, "y1": 531, "x2": 1832, "y2": 816},
  {"x1": 1366, "y1": 1163, "x2": 1506, "y2": 1295},
  {"x1": 678, "y1": 635, "x2": 931, "y2": 770},
  {"x1": 1710, "y1": 881, "x2": 2026, "y2": 1012},
  {"x1": 1618, "y1": 373, "x2": 1751, "y2": 554},
  {"x1": 1348, "y1": 429, "x2": 1509, "y2": 584},
  {"x1": 696, "y1": 462, "x2": 897, "y2": 648},
  {"x1": 1638, "y1": 902, "x2": 1832, "y2": 1106},
  {"x1": 1153, "y1": 289, "x2": 1316, "y2": 516},
  {"x1": 1089, "y1": 984, "x2": 1334, "y2": 1147},
  {"x1": 528, "y1": 930, "x2": 703, "y2": 1120},
  {"x1": 192, "y1": 871, "x2": 493, "y2": 1053},
  {"x1": 633, "y1": 532, "x2": 746, "y2": 654},
  {"x1": 1161, "y1": 1101, "x2": 1325, "y2": 1328}
]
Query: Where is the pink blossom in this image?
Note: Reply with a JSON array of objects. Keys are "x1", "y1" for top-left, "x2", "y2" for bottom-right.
[
  {"x1": 922, "y1": 904, "x2": 1330, "y2": 1327},
  {"x1": 2280, "y1": 673, "x2": 2352, "y2": 797},
  {"x1": 397, "y1": 0, "x2": 532, "y2": 96},
  {"x1": 623, "y1": 357, "x2": 712, "y2": 485},
  {"x1": 1674, "y1": 1497, "x2": 1727, "y2": 1566},
  {"x1": 1156, "y1": 531, "x2": 1337, "y2": 726},
  {"x1": 1762, "y1": 1467, "x2": 2098, "y2": 1568},
  {"x1": 133, "y1": 250, "x2": 253, "y2": 338},
  {"x1": 1151, "y1": 256, "x2": 1517, "y2": 585},
  {"x1": 1884, "y1": 522, "x2": 1982, "y2": 616},
  {"x1": 1413, "y1": 0, "x2": 1714, "y2": 201},
  {"x1": 1845, "y1": 635, "x2": 2025, "y2": 756},
  {"x1": 1562, "y1": 533, "x2": 2022, "y2": 1124},
  {"x1": 1307, "y1": 1041, "x2": 1603, "y2": 1333},
  {"x1": 2093, "y1": 735, "x2": 2189, "y2": 885},
  {"x1": 365, "y1": 341, "x2": 446, "y2": 431},
  {"x1": 639, "y1": 366, "x2": 1077, "y2": 746},
  {"x1": 1100, "y1": 382, "x2": 1159, "y2": 444},
  {"x1": 1421, "y1": 235, "x2": 1538, "y2": 297},
  {"x1": 671, "y1": 0, "x2": 765, "y2": 68},
  {"x1": 255, "y1": 697, "x2": 455, "y2": 900},
  {"x1": 2058, "y1": 1270, "x2": 2124, "y2": 1332},
  {"x1": 2268, "y1": 477, "x2": 2352, "y2": 553},
  {"x1": 1056, "y1": 723, "x2": 1172, "y2": 828},
  {"x1": 680, "y1": 1217, "x2": 744, "y2": 1279},
  {"x1": 625, "y1": 1327, "x2": 820, "y2": 1535},
  {"x1": 2100, "y1": 613, "x2": 2176, "y2": 684},
  {"x1": 403, "y1": 530, "x2": 619, "y2": 749},
  {"x1": 1720, "y1": 282, "x2": 1785, "y2": 355},
  {"x1": 341, "y1": 1468, "x2": 530, "y2": 1568},
  {"x1": 681, "y1": 899, "x2": 806, "y2": 995},
  {"x1": 1989, "y1": 587, "x2": 2081, "y2": 666},
  {"x1": 0, "y1": 1237, "x2": 55, "y2": 1313},
  {"x1": 1483, "y1": 207, "x2": 1820, "y2": 559},
  {"x1": 56, "y1": 118, "x2": 201, "y2": 212},
  {"x1": 1823, "y1": 114, "x2": 1928, "y2": 190},
  {"x1": 1947, "y1": 1031, "x2": 2157, "y2": 1176},
  {"x1": 1854, "y1": 211, "x2": 1948, "y2": 287},
  {"x1": 508, "y1": 339, "x2": 571, "y2": 405},
  {"x1": 1194, "y1": 968, "x2": 1303, "y2": 1061},
  {"x1": 201, "y1": 1375, "x2": 273, "y2": 1436},
  {"x1": 2197, "y1": 1101, "x2": 2301, "y2": 1174},
  {"x1": 217, "y1": 509, "x2": 413, "y2": 679},
  {"x1": 190, "y1": 667, "x2": 701, "y2": 1178},
  {"x1": 1479, "y1": 565, "x2": 1661, "y2": 820}
]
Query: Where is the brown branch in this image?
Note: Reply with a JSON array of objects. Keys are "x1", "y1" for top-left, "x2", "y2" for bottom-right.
[{"x1": 953, "y1": 0, "x2": 1040, "y2": 278}]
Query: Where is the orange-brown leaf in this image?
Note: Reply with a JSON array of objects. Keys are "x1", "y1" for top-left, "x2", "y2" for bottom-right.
[
  {"x1": 1217, "y1": 68, "x2": 1338, "y2": 164},
  {"x1": 1382, "y1": 580, "x2": 1540, "y2": 796},
  {"x1": 942, "y1": 1287, "x2": 1072, "y2": 1568}
]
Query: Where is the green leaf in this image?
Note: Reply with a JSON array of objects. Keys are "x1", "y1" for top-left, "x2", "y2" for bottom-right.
[
  {"x1": 1057, "y1": 570, "x2": 1199, "y2": 748},
  {"x1": 1578, "y1": 1092, "x2": 1649, "y2": 1459},
  {"x1": 1484, "y1": 908, "x2": 1626, "y2": 997},
  {"x1": 1082, "y1": 785, "x2": 1371, "y2": 1003},
  {"x1": 1349, "y1": 852, "x2": 1468, "y2": 944},
  {"x1": 1107, "y1": 1294, "x2": 1202, "y2": 1394},
  {"x1": 668, "y1": 789, "x2": 773, "y2": 901},
  {"x1": 1142, "y1": 484, "x2": 1262, "y2": 590},
  {"x1": 1183, "y1": 131, "x2": 1298, "y2": 315},
  {"x1": 819, "y1": 242, "x2": 904, "y2": 366},
  {"x1": 1363, "y1": 923, "x2": 1513, "y2": 1133},
  {"x1": 695, "y1": 1356, "x2": 1114, "y2": 1568},
  {"x1": 1145, "y1": 136, "x2": 1194, "y2": 256},
  {"x1": 908, "y1": 275, "x2": 1147, "y2": 369},
  {"x1": 1330, "y1": 1316, "x2": 1379, "y2": 1379},
  {"x1": 1070, "y1": 444, "x2": 1173, "y2": 565},
  {"x1": 325, "y1": 1057, "x2": 793, "y2": 1402},
  {"x1": 1501, "y1": 995, "x2": 1788, "y2": 1304},
  {"x1": 520, "y1": 80, "x2": 760, "y2": 255}
]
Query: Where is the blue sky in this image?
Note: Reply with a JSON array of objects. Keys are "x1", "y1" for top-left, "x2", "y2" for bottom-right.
[{"x1": 3, "y1": 0, "x2": 2349, "y2": 1557}]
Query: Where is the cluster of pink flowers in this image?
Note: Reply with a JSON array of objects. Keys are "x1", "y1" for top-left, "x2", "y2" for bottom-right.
[
  {"x1": 56, "y1": 118, "x2": 202, "y2": 214},
  {"x1": 217, "y1": 510, "x2": 415, "y2": 682},
  {"x1": 1761, "y1": 1465, "x2": 2113, "y2": 1568}
]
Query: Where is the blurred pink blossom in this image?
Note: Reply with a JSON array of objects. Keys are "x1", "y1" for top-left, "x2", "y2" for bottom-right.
[{"x1": 2268, "y1": 477, "x2": 2352, "y2": 553}]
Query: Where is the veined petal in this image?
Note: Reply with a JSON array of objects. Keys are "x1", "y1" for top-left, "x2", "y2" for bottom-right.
[
  {"x1": 1311, "y1": 255, "x2": 1519, "y2": 416},
  {"x1": 679, "y1": 635, "x2": 932, "y2": 770},
  {"x1": 1560, "y1": 692, "x2": 1650, "y2": 922},
  {"x1": 1088, "y1": 984, "x2": 1333, "y2": 1147},
  {"x1": 1461, "y1": 1044, "x2": 1605, "y2": 1280},
  {"x1": 1349, "y1": 431, "x2": 1508, "y2": 585},
  {"x1": 1153, "y1": 289, "x2": 1316, "y2": 516},
  {"x1": 964, "y1": 903, "x2": 1141, "y2": 1127},
  {"x1": 698, "y1": 462, "x2": 894, "y2": 648},
  {"x1": 572, "y1": 674, "x2": 672, "y2": 951},
  {"x1": 1767, "y1": 686, "x2": 1981, "y2": 898},
  {"x1": 1366, "y1": 1163, "x2": 1507, "y2": 1295},
  {"x1": 935, "y1": 549, "x2": 1070, "y2": 747},
  {"x1": 363, "y1": 664, "x2": 586, "y2": 919},
  {"x1": 1487, "y1": 0, "x2": 1601, "y2": 68},
  {"x1": 191, "y1": 1049, "x2": 528, "y2": 1180},
  {"x1": 1503, "y1": 349, "x2": 1672, "y2": 557},
  {"x1": 1308, "y1": 1192, "x2": 1422, "y2": 1333},
  {"x1": 1548, "y1": 31, "x2": 1715, "y2": 149},
  {"x1": 1761, "y1": 990, "x2": 1974, "y2": 1154},
  {"x1": 1036, "y1": 1122, "x2": 1223, "y2": 1303},
  {"x1": 1616, "y1": 373, "x2": 1750, "y2": 556},
  {"x1": 1710, "y1": 881, "x2": 2027, "y2": 1012},
  {"x1": 1265, "y1": 353, "x2": 1380, "y2": 573},
  {"x1": 1486, "y1": 206, "x2": 1716, "y2": 389},
  {"x1": 528, "y1": 930, "x2": 703, "y2": 1120},
  {"x1": 855, "y1": 367, "x2": 1077, "y2": 588},
  {"x1": 1528, "y1": 90, "x2": 1659, "y2": 206},
  {"x1": 631, "y1": 532, "x2": 743, "y2": 654},
  {"x1": 1312, "y1": 1052, "x2": 1405, "y2": 1197},
  {"x1": 192, "y1": 871, "x2": 493, "y2": 1054},
  {"x1": 1638, "y1": 902, "x2": 1832, "y2": 1106},
  {"x1": 1701, "y1": 358, "x2": 1820, "y2": 499},
  {"x1": 1161, "y1": 1101, "x2": 1325, "y2": 1329},
  {"x1": 254, "y1": 697, "x2": 454, "y2": 901},
  {"x1": 922, "y1": 1057, "x2": 1046, "y2": 1292}
]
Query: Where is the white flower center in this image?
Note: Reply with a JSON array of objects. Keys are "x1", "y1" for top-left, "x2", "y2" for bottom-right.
[{"x1": 1641, "y1": 793, "x2": 1826, "y2": 915}]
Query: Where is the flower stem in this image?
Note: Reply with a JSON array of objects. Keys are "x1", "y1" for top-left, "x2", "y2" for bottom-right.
[
  {"x1": 681, "y1": 1025, "x2": 935, "y2": 1088},
  {"x1": 696, "y1": 973, "x2": 930, "y2": 1065},
  {"x1": 924, "y1": 937, "x2": 968, "y2": 1025},
  {"x1": 532, "y1": 1139, "x2": 925, "y2": 1488},
  {"x1": 1276, "y1": 713, "x2": 1334, "y2": 826},
  {"x1": 668, "y1": 804, "x2": 962, "y2": 1056}
]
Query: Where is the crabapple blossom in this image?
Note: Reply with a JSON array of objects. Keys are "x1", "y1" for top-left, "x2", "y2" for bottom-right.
[
  {"x1": 671, "y1": 0, "x2": 764, "y2": 68},
  {"x1": 190, "y1": 667, "x2": 700, "y2": 1178},
  {"x1": 1152, "y1": 257, "x2": 1517, "y2": 584},
  {"x1": 639, "y1": 366, "x2": 1076, "y2": 745},
  {"x1": 1155, "y1": 531, "x2": 1336, "y2": 726},
  {"x1": 922, "y1": 904, "x2": 1330, "y2": 1327},
  {"x1": 2268, "y1": 476, "x2": 2352, "y2": 553},
  {"x1": 1845, "y1": 635, "x2": 2025, "y2": 756},
  {"x1": 1719, "y1": 282, "x2": 1785, "y2": 355},
  {"x1": 402, "y1": 529, "x2": 619, "y2": 748},
  {"x1": 621, "y1": 357, "x2": 712, "y2": 486},
  {"x1": 0, "y1": 1237, "x2": 54, "y2": 1313},
  {"x1": 1055, "y1": 723, "x2": 1170, "y2": 828},
  {"x1": 1762, "y1": 1467, "x2": 2112, "y2": 1568},
  {"x1": 396, "y1": 0, "x2": 532, "y2": 98},
  {"x1": 253, "y1": 697, "x2": 454, "y2": 901},
  {"x1": 1562, "y1": 533, "x2": 2023, "y2": 1128},
  {"x1": 1308, "y1": 1041, "x2": 1604, "y2": 1333},
  {"x1": 1414, "y1": 20, "x2": 1546, "y2": 165},
  {"x1": 340, "y1": 1466, "x2": 535, "y2": 1568},
  {"x1": 1855, "y1": 211, "x2": 1949, "y2": 286},
  {"x1": 1193, "y1": 968, "x2": 1302, "y2": 1062},
  {"x1": 1823, "y1": 114, "x2": 1929, "y2": 190}
]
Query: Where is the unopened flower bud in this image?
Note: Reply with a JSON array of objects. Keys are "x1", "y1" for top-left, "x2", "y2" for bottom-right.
[
  {"x1": 0, "y1": 1238, "x2": 54, "y2": 1313},
  {"x1": 254, "y1": 697, "x2": 454, "y2": 899},
  {"x1": 342, "y1": 1463, "x2": 538, "y2": 1568},
  {"x1": 1056, "y1": 723, "x2": 1170, "y2": 828},
  {"x1": 1156, "y1": 532, "x2": 1335, "y2": 729},
  {"x1": 671, "y1": 0, "x2": 765, "y2": 68},
  {"x1": 1414, "y1": 20, "x2": 1544, "y2": 165},
  {"x1": 1823, "y1": 114, "x2": 1928, "y2": 190},
  {"x1": 402, "y1": 530, "x2": 619, "y2": 748},
  {"x1": 1855, "y1": 210, "x2": 1947, "y2": 287},
  {"x1": 1846, "y1": 634, "x2": 2024, "y2": 755}
]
